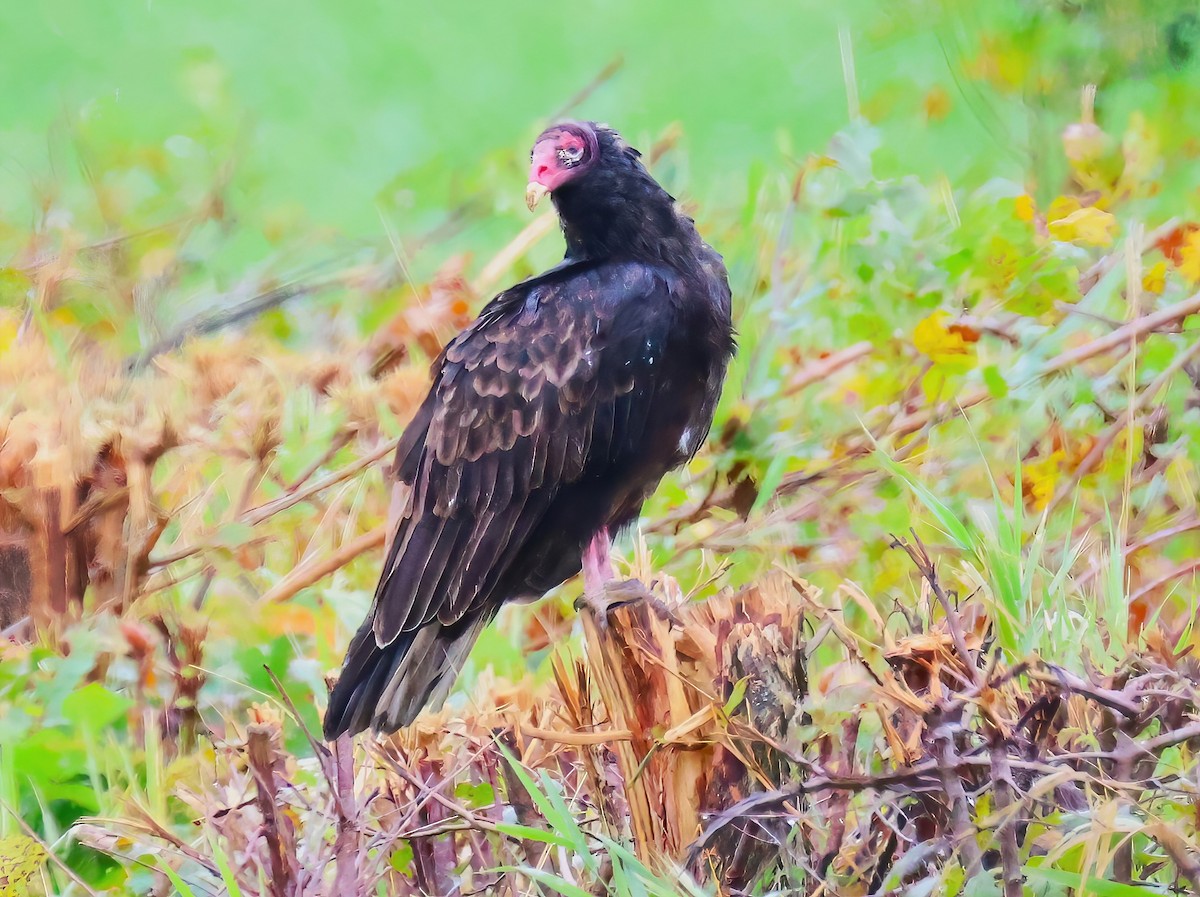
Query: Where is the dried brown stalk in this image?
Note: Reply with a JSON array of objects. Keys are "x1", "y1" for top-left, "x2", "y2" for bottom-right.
[
  {"x1": 785, "y1": 342, "x2": 873, "y2": 394},
  {"x1": 577, "y1": 597, "x2": 667, "y2": 861},
  {"x1": 260, "y1": 525, "x2": 386, "y2": 604},
  {"x1": 989, "y1": 736, "x2": 1023, "y2": 897},
  {"x1": 931, "y1": 717, "x2": 983, "y2": 876},
  {"x1": 331, "y1": 733, "x2": 361, "y2": 893},
  {"x1": 246, "y1": 723, "x2": 296, "y2": 897},
  {"x1": 151, "y1": 436, "x2": 400, "y2": 569}
]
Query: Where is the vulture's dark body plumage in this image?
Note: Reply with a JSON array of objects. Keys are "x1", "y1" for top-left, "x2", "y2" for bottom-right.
[{"x1": 324, "y1": 123, "x2": 734, "y2": 738}]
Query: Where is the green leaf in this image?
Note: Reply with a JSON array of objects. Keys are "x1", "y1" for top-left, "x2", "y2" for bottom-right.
[
  {"x1": 722, "y1": 676, "x2": 751, "y2": 717},
  {"x1": 982, "y1": 364, "x2": 1009, "y2": 398},
  {"x1": 387, "y1": 841, "x2": 414, "y2": 873},
  {"x1": 828, "y1": 120, "x2": 881, "y2": 185},
  {"x1": 1025, "y1": 865, "x2": 1158, "y2": 896},
  {"x1": 873, "y1": 449, "x2": 976, "y2": 551},
  {"x1": 493, "y1": 867, "x2": 593, "y2": 897},
  {"x1": 454, "y1": 781, "x2": 495, "y2": 808},
  {"x1": 208, "y1": 833, "x2": 244, "y2": 897},
  {"x1": 491, "y1": 821, "x2": 574, "y2": 847},
  {"x1": 963, "y1": 871, "x2": 1003, "y2": 897},
  {"x1": 61, "y1": 684, "x2": 132, "y2": 731},
  {"x1": 750, "y1": 452, "x2": 788, "y2": 515},
  {"x1": 0, "y1": 835, "x2": 47, "y2": 892},
  {"x1": 155, "y1": 859, "x2": 200, "y2": 897},
  {"x1": 495, "y1": 743, "x2": 585, "y2": 852}
]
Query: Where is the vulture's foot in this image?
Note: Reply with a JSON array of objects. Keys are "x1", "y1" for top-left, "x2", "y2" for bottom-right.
[{"x1": 574, "y1": 579, "x2": 678, "y2": 633}]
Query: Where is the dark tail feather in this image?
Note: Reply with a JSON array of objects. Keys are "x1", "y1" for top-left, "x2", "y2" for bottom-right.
[{"x1": 322, "y1": 613, "x2": 487, "y2": 740}]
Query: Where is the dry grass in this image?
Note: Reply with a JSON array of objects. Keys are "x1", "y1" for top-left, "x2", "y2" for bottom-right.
[{"x1": 53, "y1": 558, "x2": 1200, "y2": 895}]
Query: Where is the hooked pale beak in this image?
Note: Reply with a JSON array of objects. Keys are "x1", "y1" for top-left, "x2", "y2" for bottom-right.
[{"x1": 525, "y1": 181, "x2": 550, "y2": 212}]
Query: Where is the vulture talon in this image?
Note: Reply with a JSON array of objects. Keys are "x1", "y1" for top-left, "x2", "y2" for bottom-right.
[{"x1": 574, "y1": 579, "x2": 678, "y2": 634}]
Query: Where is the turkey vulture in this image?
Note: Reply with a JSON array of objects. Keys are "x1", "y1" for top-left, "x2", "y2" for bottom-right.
[{"x1": 323, "y1": 122, "x2": 734, "y2": 738}]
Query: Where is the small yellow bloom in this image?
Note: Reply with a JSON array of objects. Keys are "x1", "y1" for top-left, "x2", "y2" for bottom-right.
[
  {"x1": 1047, "y1": 206, "x2": 1118, "y2": 247},
  {"x1": 913, "y1": 311, "x2": 975, "y2": 365},
  {"x1": 1014, "y1": 194, "x2": 1036, "y2": 223},
  {"x1": 1179, "y1": 231, "x2": 1200, "y2": 285},
  {"x1": 1045, "y1": 195, "x2": 1081, "y2": 223},
  {"x1": 1023, "y1": 450, "x2": 1065, "y2": 510},
  {"x1": 1142, "y1": 260, "x2": 1167, "y2": 294}
]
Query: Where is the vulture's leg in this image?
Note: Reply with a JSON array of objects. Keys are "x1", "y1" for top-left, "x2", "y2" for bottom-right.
[
  {"x1": 581, "y1": 527, "x2": 615, "y2": 596},
  {"x1": 576, "y1": 528, "x2": 677, "y2": 627}
]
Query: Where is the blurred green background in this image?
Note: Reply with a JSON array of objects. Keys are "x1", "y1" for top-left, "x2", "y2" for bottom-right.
[{"x1": 6, "y1": 0, "x2": 1198, "y2": 283}]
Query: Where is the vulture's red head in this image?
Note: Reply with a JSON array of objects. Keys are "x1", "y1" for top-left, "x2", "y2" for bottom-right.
[
  {"x1": 525, "y1": 122, "x2": 604, "y2": 210},
  {"x1": 523, "y1": 121, "x2": 682, "y2": 261}
]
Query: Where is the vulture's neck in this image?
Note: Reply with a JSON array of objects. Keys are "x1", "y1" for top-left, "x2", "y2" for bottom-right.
[{"x1": 552, "y1": 168, "x2": 702, "y2": 267}]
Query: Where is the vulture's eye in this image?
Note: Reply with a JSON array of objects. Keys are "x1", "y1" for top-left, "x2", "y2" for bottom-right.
[{"x1": 558, "y1": 145, "x2": 585, "y2": 167}]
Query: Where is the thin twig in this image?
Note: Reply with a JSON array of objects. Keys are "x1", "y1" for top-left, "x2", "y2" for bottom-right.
[
  {"x1": 1047, "y1": 335, "x2": 1200, "y2": 512},
  {"x1": 989, "y1": 736, "x2": 1023, "y2": 897},
  {"x1": 260, "y1": 524, "x2": 386, "y2": 603},
  {"x1": 785, "y1": 342, "x2": 873, "y2": 394},
  {"x1": 331, "y1": 734, "x2": 361, "y2": 893},
  {"x1": 150, "y1": 436, "x2": 398, "y2": 569},
  {"x1": 932, "y1": 718, "x2": 983, "y2": 877},
  {"x1": 889, "y1": 529, "x2": 981, "y2": 686},
  {"x1": 246, "y1": 724, "x2": 295, "y2": 897},
  {"x1": 1130, "y1": 558, "x2": 1200, "y2": 606}
]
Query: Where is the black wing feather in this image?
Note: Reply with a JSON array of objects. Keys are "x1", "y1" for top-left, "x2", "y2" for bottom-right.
[{"x1": 370, "y1": 262, "x2": 676, "y2": 647}]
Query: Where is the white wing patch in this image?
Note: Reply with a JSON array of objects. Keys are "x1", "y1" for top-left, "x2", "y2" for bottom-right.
[{"x1": 678, "y1": 427, "x2": 697, "y2": 456}]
